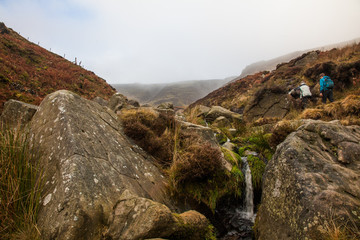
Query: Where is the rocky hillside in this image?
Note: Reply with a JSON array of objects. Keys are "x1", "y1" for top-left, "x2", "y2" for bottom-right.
[
  {"x1": 0, "y1": 22, "x2": 116, "y2": 112},
  {"x1": 238, "y1": 37, "x2": 360, "y2": 79},
  {"x1": 189, "y1": 43, "x2": 360, "y2": 122},
  {"x1": 113, "y1": 77, "x2": 233, "y2": 107}
]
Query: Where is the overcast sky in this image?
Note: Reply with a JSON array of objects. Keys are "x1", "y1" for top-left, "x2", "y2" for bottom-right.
[{"x1": 1, "y1": 0, "x2": 360, "y2": 84}]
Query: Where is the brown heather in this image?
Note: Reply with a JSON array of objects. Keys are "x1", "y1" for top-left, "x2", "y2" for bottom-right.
[{"x1": 0, "y1": 23, "x2": 115, "y2": 112}]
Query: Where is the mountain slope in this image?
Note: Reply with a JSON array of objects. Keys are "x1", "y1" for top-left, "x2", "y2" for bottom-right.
[
  {"x1": 0, "y1": 22, "x2": 116, "y2": 111},
  {"x1": 189, "y1": 43, "x2": 360, "y2": 122},
  {"x1": 237, "y1": 37, "x2": 360, "y2": 80},
  {"x1": 113, "y1": 77, "x2": 233, "y2": 107}
]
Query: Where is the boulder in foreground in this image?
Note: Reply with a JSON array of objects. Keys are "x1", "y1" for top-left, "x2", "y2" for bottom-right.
[{"x1": 256, "y1": 120, "x2": 360, "y2": 239}]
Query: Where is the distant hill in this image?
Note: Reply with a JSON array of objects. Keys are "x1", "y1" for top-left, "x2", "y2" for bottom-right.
[
  {"x1": 237, "y1": 37, "x2": 360, "y2": 80},
  {"x1": 0, "y1": 22, "x2": 116, "y2": 111},
  {"x1": 112, "y1": 77, "x2": 235, "y2": 107}
]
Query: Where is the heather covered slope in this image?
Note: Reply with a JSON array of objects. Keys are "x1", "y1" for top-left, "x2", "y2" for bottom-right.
[
  {"x1": 188, "y1": 43, "x2": 360, "y2": 122},
  {"x1": 0, "y1": 22, "x2": 116, "y2": 112}
]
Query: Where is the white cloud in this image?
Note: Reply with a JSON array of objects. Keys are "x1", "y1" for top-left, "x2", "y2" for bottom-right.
[{"x1": 1, "y1": 0, "x2": 360, "y2": 84}]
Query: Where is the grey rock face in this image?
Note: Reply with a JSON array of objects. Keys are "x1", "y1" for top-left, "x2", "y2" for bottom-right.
[
  {"x1": 212, "y1": 116, "x2": 231, "y2": 128},
  {"x1": 177, "y1": 120, "x2": 218, "y2": 148},
  {"x1": 205, "y1": 106, "x2": 242, "y2": 123},
  {"x1": 30, "y1": 90, "x2": 170, "y2": 240},
  {"x1": 106, "y1": 190, "x2": 177, "y2": 240},
  {"x1": 244, "y1": 89, "x2": 290, "y2": 122},
  {"x1": 108, "y1": 92, "x2": 129, "y2": 113},
  {"x1": 157, "y1": 102, "x2": 174, "y2": 110},
  {"x1": 0, "y1": 99, "x2": 38, "y2": 129},
  {"x1": 92, "y1": 96, "x2": 108, "y2": 107},
  {"x1": 256, "y1": 120, "x2": 360, "y2": 240}
]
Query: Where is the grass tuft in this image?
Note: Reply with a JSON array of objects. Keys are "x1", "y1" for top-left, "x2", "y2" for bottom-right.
[{"x1": 0, "y1": 126, "x2": 43, "y2": 239}]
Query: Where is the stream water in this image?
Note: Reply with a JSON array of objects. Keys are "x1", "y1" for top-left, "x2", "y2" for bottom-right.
[{"x1": 219, "y1": 156, "x2": 255, "y2": 240}]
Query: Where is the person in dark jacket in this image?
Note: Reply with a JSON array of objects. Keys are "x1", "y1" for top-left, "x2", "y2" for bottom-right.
[{"x1": 319, "y1": 73, "x2": 334, "y2": 103}]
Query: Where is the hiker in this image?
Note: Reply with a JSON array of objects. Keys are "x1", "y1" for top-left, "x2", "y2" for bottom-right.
[
  {"x1": 289, "y1": 81, "x2": 312, "y2": 109},
  {"x1": 319, "y1": 73, "x2": 334, "y2": 103}
]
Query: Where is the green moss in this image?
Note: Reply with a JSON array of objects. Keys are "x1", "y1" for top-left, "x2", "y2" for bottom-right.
[
  {"x1": 222, "y1": 147, "x2": 241, "y2": 165},
  {"x1": 237, "y1": 130, "x2": 274, "y2": 160},
  {"x1": 247, "y1": 155, "x2": 266, "y2": 191},
  {"x1": 172, "y1": 166, "x2": 243, "y2": 212},
  {"x1": 215, "y1": 132, "x2": 228, "y2": 145}
]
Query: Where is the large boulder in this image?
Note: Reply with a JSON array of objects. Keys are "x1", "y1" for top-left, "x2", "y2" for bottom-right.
[
  {"x1": 244, "y1": 87, "x2": 290, "y2": 122},
  {"x1": 108, "y1": 92, "x2": 129, "y2": 113},
  {"x1": 92, "y1": 96, "x2": 108, "y2": 107},
  {"x1": 30, "y1": 90, "x2": 173, "y2": 240},
  {"x1": 105, "y1": 190, "x2": 211, "y2": 240},
  {"x1": 205, "y1": 106, "x2": 242, "y2": 123},
  {"x1": 256, "y1": 120, "x2": 360, "y2": 240},
  {"x1": 0, "y1": 99, "x2": 38, "y2": 129},
  {"x1": 177, "y1": 120, "x2": 218, "y2": 148}
]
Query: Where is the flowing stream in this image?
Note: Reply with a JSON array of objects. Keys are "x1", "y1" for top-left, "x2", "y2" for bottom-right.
[
  {"x1": 219, "y1": 156, "x2": 255, "y2": 240},
  {"x1": 240, "y1": 157, "x2": 255, "y2": 222}
]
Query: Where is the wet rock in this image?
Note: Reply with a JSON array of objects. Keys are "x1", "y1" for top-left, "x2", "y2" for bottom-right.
[{"x1": 256, "y1": 120, "x2": 360, "y2": 240}]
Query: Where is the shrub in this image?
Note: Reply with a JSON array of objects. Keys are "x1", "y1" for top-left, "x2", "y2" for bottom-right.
[
  {"x1": 0, "y1": 127, "x2": 43, "y2": 239},
  {"x1": 300, "y1": 108, "x2": 325, "y2": 120},
  {"x1": 170, "y1": 142, "x2": 223, "y2": 184},
  {"x1": 169, "y1": 132, "x2": 243, "y2": 210},
  {"x1": 269, "y1": 120, "x2": 298, "y2": 149},
  {"x1": 253, "y1": 117, "x2": 279, "y2": 126},
  {"x1": 299, "y1": 95, "x2": 360, "y2": 122},
  {"x1": 120, "y1": 108, "x2": 175, "y2": 167},
  {"x1": 340, "y1": 95, "x2": 360, "y2": 115}
]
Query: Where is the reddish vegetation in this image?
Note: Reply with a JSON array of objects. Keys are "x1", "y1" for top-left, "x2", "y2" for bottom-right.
[
  {"x1": 189, "y1": 71, "x2": 269, "y2": 113},
  {"x1": 0, "y1": 23, "x2": 116, "y2": 112},
  {"x1": 189, "y1": 43, "x2": 360, "y2": 116}
]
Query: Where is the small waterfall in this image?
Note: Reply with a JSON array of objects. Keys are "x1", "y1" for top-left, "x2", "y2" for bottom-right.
[
  {"x1": 219, "y1": 156, "x2": 255, "y2": 239},
  {"x1": 241, "y1": 157, "x2": 254, "y2": 222}
]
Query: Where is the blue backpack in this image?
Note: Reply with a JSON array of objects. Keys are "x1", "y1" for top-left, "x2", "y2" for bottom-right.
[{"x1": 324, "y1": 76, "x2": 334, "y2": 89}]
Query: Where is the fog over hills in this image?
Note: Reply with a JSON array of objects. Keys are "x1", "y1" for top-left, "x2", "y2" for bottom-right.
[
  {"x1": 113, "y1": 38, "x2": 360, "y2": 107},
  {"x1": 112, "y1": 77, "x2": 235, "y2": 107},
  {"x1": 237, "y1": 37, "x2": 360, "y2": 80}
]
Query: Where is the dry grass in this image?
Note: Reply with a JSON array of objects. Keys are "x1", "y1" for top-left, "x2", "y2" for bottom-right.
[
  {"x1": 321, "y1": 43, "x2": 360, "y2": 63},
  {"x1": 119, "y1": 108, "x2": 175, "y2": 167},
  {"x1": 184, "y1": 105, "x2": 207, "y2": 126},
  {"x1": 0, "y1": 126, "x2": 43, "y2": 239},
  {"x1": 169, "y1": 141, "x2": 223, "y2": 185},
  {"x1": 300, "y1": 108, "x2": 326, "y2": 120},
  {"x1": 253, "y1": 117, "x2": 279, "y2": 126},
  {"x1": 320, "y1": 208, "x2": 360, "y2": 240},
  {"x1": 269, "y1": 120, "x2": 300, "y2": 148},
  {"x1": 299, "y1": 94, "x2": 360, "y2": 123}
]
